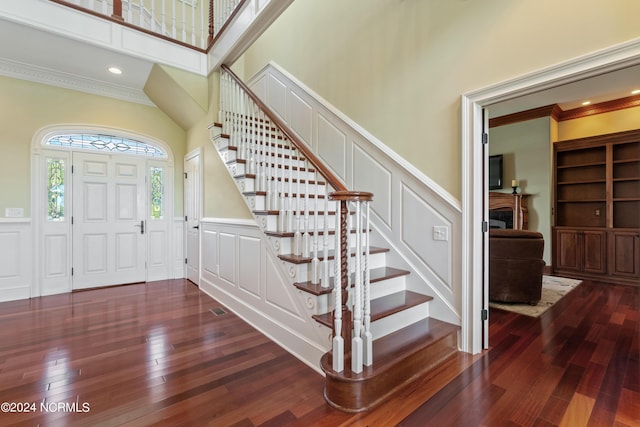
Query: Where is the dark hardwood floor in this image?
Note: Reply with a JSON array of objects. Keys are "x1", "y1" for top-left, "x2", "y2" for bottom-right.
[{"x1": 0, "y1": 279, "x2": 637, "y2": 426}]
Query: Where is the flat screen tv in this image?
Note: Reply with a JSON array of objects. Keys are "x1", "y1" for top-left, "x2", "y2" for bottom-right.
[{"x1": 489, "y1": 154, "x2": 503, "y2": 190}]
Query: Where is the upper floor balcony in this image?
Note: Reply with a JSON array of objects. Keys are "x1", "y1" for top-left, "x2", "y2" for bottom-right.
[{"x1": 0, "y1": 0, "x2": 292, "y2": 104}]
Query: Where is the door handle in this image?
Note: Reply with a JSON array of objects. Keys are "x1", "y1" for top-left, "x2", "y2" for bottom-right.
[
  {"x1": 193, "y1": 225, "x2": 200, "y2": 230},
  {"x1": 135, "y1": 220, "x2": 145, "y2": 235}
]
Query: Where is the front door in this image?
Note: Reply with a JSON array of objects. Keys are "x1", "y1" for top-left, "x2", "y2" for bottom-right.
[{"x1": 72, "y1": 152, "x2": 147, "y2": 289}]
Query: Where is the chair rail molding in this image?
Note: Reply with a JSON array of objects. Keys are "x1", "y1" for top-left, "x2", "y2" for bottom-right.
[{"x1": 247, "y1": 62, "x2": 462, "y2": 330}]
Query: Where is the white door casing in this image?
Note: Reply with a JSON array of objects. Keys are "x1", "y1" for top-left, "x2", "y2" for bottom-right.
[
  {"x1": 72, "y1": 152, "x2": 146, "y2": 289},
  {"x1": 184, "y1": 149, "x2": 202, "y2": 285}
]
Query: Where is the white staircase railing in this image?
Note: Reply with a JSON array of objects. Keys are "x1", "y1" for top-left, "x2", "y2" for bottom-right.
[
  {"x1": 51, "y1": 0, "x2": 242, "y2": 49},
  {"x1": 219, "y1": 65, "x2": 374, "y2": 374}
]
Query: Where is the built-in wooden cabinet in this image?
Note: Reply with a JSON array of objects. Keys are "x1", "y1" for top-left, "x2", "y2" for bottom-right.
[{"x1": 553, "y1": 129, "x2": 640, "y2": 286}]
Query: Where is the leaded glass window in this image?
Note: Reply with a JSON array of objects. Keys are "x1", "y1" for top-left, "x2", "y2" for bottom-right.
[
  {"x1": 150, "y1": 167, "x2": 164, "y2": 220},
  {"x1": 47, "y1": 159, "x2": 65, "y2": 221},
  {"x1": 46, "y1": 133, "x2": 166, "y2": 158}
]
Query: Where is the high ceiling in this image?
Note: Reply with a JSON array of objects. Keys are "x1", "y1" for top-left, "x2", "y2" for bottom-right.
[{"x1": 1, "y1": 11, "x2": 638, "y2": 114}]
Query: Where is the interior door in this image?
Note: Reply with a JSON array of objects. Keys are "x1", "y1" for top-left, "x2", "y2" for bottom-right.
[
  {"x1": 184, "y1": 151, "x2": 201, "y2": 285},
  {"x1": 72, "y1": 152, "x2": 147, "y2": 289}
]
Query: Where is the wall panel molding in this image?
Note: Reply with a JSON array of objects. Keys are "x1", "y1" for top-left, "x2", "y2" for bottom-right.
[
  {"x1": 199, "y1": 218, "x2": 328, "y2": 373},
  {"x1": 0, "y1": 220, "x2": 32, "y2": 302}
]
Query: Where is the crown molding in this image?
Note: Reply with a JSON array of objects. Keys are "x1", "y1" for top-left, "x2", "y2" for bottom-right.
[
  {"x1": 489, "y1": 95, "x2": 640, "y2": 128},
  {"x1": 0, "y1": 58, "x2": 154, "y2": 106}
]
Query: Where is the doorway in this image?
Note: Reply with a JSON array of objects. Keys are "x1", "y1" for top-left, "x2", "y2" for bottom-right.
[
  {"x1": 33, "y1": 127, "x2": 174, "y2": 297},
  {"x1": 461, "y1": 39, "x2": 640, "y2": 354}
]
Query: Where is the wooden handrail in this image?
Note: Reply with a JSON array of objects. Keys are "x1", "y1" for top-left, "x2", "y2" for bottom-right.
[{"x1": 221, "y1": 64, "x2": 349, "y2": 194}]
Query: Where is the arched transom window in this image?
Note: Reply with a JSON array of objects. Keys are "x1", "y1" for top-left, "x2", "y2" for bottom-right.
[{"x1": 45, "y1": 133, "x2": 167, "y2": 158}]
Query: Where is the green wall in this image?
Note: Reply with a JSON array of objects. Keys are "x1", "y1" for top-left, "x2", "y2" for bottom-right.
[
  {"x1": 239, "y1": 0, "x2": 640, "y2": 200},
  {"x1": 0, "y1": 76, "x2": 186, "y2": 218},
  {"x1": 489, "y1": 118, "x2": 552, "y2": 264}
]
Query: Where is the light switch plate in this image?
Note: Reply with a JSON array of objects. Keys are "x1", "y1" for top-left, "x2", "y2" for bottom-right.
[
  {"x1": 433, "y1": 225, "x2": 448, "y2": 241},
  {"x1": 5, "y1": 208, "x2": 24, "y2": 218}
]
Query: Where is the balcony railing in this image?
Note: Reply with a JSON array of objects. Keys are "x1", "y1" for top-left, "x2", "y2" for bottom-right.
[{"x1": 50, "y1": 0, "x2": 242, "y2": 50}]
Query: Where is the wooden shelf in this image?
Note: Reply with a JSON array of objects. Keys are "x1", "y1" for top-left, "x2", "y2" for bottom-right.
[{"x1": 553, "y1": 130, "x2": 640, "y2": 284}]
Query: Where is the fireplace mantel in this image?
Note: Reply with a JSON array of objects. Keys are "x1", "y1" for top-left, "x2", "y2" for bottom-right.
[{"x1": 489, "y1": 192, "x2": 529, "y2": 230}]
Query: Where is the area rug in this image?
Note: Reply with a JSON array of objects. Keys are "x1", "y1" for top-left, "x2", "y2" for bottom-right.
[{"x1": 489, "y1": 275, "x2": 582, "y2": 317}]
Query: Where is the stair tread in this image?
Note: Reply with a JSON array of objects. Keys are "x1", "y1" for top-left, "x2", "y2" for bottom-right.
[
  {"x1": 294, "y1": 266, "x2": 410, "y2": 296},
  {"x1": 322, "y1": 317, "x2": 459, "y2": 379},
  {"x1": 243, "y1": 191, "x2": 327, "y2": 199},
  {"x1": 279, "y1": 246, "x2": 389, "y2": 264},
  {"x1": 312, "y1": 290, "x2": 433, "y2": 327}
]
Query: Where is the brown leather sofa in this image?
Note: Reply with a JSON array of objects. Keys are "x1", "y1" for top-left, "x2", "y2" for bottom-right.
[{"x1": 489, "y1": 229, "x2": 545, "y2": 305}]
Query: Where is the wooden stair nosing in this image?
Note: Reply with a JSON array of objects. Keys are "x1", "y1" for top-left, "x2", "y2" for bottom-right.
[
  {"x1": 320, "y1": 318, "x2": 460, "y2": 412},
  {"x1": 278, "y1": 246, "x2": 389, "y2": 265},
  {"x1": 264, "y1": 228, "x2": 370, "y2": 238},
  {"x1": 294, "y1": 266, "x2": 410, "y2": 296},
  {"x1": 311, "y1": 290, "x2": 433, "y2": 327}
]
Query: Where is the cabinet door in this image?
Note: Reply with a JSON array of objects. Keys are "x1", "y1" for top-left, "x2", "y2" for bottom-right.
[
  {"x1": 582, "y1": 230, "x2": 607, "y2": 274},
  {"x1": 611, "y1": 231, "x2": 640, "y2": 278},
  {"x1": 555, "y1": 229, "x2": 580, "y2": 272}
]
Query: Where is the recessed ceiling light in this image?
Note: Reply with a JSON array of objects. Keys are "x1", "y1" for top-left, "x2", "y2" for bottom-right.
[
  {"x1": 632, "y1": 89, "x2": 640, "y2": 95},
  {"x1": 108, "y1": 67, "x2": 122, "y2": 75},
  {"x1": 581, "y1": 101, "x2": 591, "y2": 106}
]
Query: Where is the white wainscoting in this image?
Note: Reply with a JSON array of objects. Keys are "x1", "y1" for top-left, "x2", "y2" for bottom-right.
[
  {"x1": 199, "y1": 218, "x2": 331, "y2": 373},
  {"x1": 0, "y1": 219, "x2": 32, "y2": 302},
  {"x1": 248, "y1": 63, "x2": 463, "y2": 325},
  {"x1": 173, "y1": 218, "x2": 185, "y2": 279}
]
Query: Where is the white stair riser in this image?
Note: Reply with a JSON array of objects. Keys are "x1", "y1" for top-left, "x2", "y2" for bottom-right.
[
  {"x1": 284, "y1": 251, "x2": 387, "y2": 284},
  {"x1": 257, "y1": 213, "x2": 341, "y2": 232},
  {"x1": 268, "y1": 233, "x2": 361, "y2": 255},
  {"x1": 244, "y1": 194, "x2": 336, "y2": 212},
  {"x1": 302, "y1": 275, "x2": 407, "y2": 316},
  {"x1": 369, "y1": 302, "x2": 430, "y2": 341}
]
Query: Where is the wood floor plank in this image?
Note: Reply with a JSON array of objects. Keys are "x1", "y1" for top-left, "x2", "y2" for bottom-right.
[
  {"x1": 0, "y1": 279, "x2": 636, "y2": 426},
  {"x1": 559, "y1": 392, "x2": 595, "y2": 427}
]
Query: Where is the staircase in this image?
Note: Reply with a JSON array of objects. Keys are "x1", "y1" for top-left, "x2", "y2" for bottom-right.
[{"x1": 210, "y1": 64, "x2": 460, "y2": 412}]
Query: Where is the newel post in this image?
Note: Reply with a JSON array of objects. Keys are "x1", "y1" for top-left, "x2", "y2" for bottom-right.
[
  {"x1": 338, "y1": 199, "x2": 352, "y2": 358},
  {"x1": 111, "y1": 0, "x2": 124, "y2": 21}
]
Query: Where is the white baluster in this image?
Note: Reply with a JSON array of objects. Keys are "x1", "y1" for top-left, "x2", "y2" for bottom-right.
[
  {"x1": 191, "y1": 0, "x2": 196, "y2": 45},
  {"x1": 311, "y1": 173, "x2": 320, "y2": 285},
  {"x1": 321, "y1": 184, "x2": 330, "y2": 288},
  {"x1": 287, "y1": 145, "x2": 294, "y2": 233},
  {"x1": 161, "y1": 0, "x2": 166, "y2": 35},
  {"x1": 352, "y1": 202, "x2": 363, "y2": 374},
  {"x1": 181, "y1": 0, "x2": 186, "y2": 42},
  {"x1": 302, "y1": 161, "x2": 310, "y2": 258},
  {"x1": 363, "y1": 201, "x2": 373, "y2": 366},
  {"x1": 332, "y1": 210, "x2": 343, "y2": 373},
  {"x1": 293, "y1": 149, "x2": 302, "y2": 256},
  {"x1": 171, "y1": 0, "x2": 176, "y2": 39},
  {"x1": 150, "y1": 0, "x2": 156, "y2": 32},
  {"x1": 278, "y1": 136, "x2": 287, "y2": 233},
  {"x1": 200, "y1": 0, "x2": 205, "y2": 48}
]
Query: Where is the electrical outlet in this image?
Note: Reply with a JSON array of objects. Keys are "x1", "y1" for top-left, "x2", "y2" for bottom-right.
[{"x1": 433, "y1": 225, "x2": 448, "y2": 241}]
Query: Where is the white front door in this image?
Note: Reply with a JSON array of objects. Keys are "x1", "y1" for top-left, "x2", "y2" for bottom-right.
[
  {"x1": 184, "y1": 150, "x2": 201, "y2": 285},
  {"x1": 72, "y1": 152, "x2": 147, "y2": 289}
]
